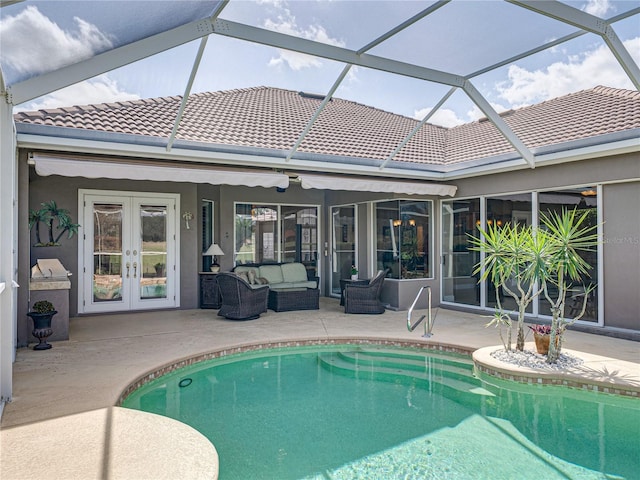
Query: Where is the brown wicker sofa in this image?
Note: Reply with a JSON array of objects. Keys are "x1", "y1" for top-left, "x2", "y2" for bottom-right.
[{"x1": 233, "y1": 263, "x2": 319, "y2": 312}]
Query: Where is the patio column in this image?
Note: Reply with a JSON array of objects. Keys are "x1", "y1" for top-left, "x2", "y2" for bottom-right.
[{"x1": 0, "y1": 82, "x2": 17, "y2": 411}]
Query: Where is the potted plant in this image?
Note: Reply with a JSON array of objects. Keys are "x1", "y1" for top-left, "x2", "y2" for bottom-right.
[
  {"x1": 528, "y1": 324, "x2": 555, "y2": 355},
  {"x1": 350, "y1": 265, "x2": 358, "y2": 280},
  {"x1": 27, "y1": 300, "x2": 56, "y2": 350}
]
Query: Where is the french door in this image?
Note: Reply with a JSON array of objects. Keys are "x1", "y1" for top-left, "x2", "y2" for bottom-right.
[{"x1": 79, "y1": 190, "x2": 179, "y2": 313}]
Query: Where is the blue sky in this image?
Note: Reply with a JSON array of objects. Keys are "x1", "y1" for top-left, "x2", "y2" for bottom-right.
[{"x1": 1, "y1": 0, "x2": 638, "y2": 127}]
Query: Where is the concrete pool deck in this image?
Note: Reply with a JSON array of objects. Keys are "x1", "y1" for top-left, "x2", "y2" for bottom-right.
[{"x1": 2, "y1": 299, "x2": 639, "y2": 479}]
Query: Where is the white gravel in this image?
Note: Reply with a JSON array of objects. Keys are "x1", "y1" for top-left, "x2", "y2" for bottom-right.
[{"x1": 490, "y1": 348, "x2": 584, "y2": 370}]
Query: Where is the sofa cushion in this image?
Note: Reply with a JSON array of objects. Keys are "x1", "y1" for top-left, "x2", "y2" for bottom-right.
[
  {"x1": 281, "y1": 263, "x2": 308, "y2": 283},
  {"x1": 259, "y1": 265, "x2": 284, "y2": 284}
]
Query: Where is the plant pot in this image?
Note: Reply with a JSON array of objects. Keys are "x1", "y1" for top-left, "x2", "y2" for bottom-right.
[
  {"x1": 27, "y1": 311, "x2": 57, "y2": 350},
  {"x1": 351, "y1": 274, "x2": 358, "y2": 280},
  {"x1": 533, "y1": 333, "x2": 558, "y2": 355}
]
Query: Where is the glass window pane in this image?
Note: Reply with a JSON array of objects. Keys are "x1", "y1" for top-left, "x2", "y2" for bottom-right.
[
  {"x1": 485, "y1": 194, "x2": 533, "y2": 312},
  {"x1": 538, "y1": 188, "x2": 599, "y2": 322},
  {"x1": 235, "y1": 204, "x2": 278, "y2": 264},
  {"x1": 399, "y1": 200, "x2": 433, "y2": 279},
  {"x1": 92, "y1": 203, "x2": 122, "y2": 302},
  {"x1": 442, "y1": 199, "x2": 481, "y2": 306},
  {"x1": 201, "y1": 200, "x2": 214, "y2": 271},
  {"x1": 140, "y1": 205, "x2": 167, "y2": 300},
  {"x1": 376, "y1": 200, "x2": 432, "y2": 280}
]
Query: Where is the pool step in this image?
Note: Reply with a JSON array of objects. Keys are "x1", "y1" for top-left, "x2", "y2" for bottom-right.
[
  {"x1": 318, "y1": 351, "x2": 494, "y2": 398},
  {"x1": 336, "y1": 350, "x2": 473, "y2": 377}
]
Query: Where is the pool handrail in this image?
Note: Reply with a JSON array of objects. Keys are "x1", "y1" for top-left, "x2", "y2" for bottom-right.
[{"x1": 407, "y1": 286, "x2": 434, "y2": 338}]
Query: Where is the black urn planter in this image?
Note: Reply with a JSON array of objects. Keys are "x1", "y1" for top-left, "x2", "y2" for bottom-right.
[{"x1": 27, "y1": 311, "x2": 56, "y2": 350}]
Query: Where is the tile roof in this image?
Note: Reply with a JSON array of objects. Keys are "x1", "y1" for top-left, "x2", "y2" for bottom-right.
[{"x1": 14, "y1": 86, "x2": 640, "y2": 167}]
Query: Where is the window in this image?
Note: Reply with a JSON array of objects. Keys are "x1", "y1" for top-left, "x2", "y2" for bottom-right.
[
  {"x1": 375, "y1": 200, "x2": 432, "y2": 280},
  {"x1": 539, "y1": 187, "x2": 598, "y2": 322},
  {"x1": 201, "y1": 200, "x2": 214, "y2": 271},
  {"x1": 234, "y1": 203, "x2": 319, "y2": 277}
]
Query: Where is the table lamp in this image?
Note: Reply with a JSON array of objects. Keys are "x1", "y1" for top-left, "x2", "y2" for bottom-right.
[{"x1": 203, "y1": 243, "x2": 225, "y2": 272}]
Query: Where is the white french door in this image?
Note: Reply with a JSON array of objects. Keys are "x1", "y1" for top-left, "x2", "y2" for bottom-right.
[{"x1": 79, "y1": 190, "x2": 179, "y2": 313}]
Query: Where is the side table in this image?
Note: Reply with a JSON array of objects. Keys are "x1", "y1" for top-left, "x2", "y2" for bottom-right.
[
  {"x1": 339, "y1": 278, "x2": 369, "y2": 305},
  {"x1": 199, "y1": 272, "x2": 221, "y2": 309}
]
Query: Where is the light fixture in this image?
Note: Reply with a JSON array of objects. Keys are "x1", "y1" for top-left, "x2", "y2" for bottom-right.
[
  {"x1": 203, "y1": 243, "x2": 225, "y2": 272},
  {"x1": 182, "y1": 211, "x2": 193, "y2": 229},
  {"x1": 408, "y1": 219, "x2": 416, "y2": 226},
  {"x1": 393, "y1": 219, "x2": 402, "y2": 227}
]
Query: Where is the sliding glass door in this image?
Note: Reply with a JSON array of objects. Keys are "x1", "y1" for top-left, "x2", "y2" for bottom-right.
[{"x1": 330, "y1": 205, "x2": 356, "y2": 297}]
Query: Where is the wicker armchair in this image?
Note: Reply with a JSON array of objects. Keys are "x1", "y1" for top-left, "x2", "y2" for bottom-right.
[
  {"x1": 344, "y1": 269, "x2": 389, "y2": 314},
  {"x1": 217, "y1": 273, "x2": 269, "y2": 320}
]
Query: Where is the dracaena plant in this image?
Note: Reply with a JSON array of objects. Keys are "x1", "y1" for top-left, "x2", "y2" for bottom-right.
[{"x1": 538, "y1": 208, "x2": 599, "y2": 363}]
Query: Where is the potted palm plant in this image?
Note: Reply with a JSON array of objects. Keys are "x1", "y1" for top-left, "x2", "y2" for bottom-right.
[{"x1": 27, "y1": 300, "x2": 56, "y2": 350}]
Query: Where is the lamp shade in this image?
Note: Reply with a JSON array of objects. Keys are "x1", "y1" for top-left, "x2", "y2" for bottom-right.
[{"x1": 203, "y1": 243, "x2": 225, "y2": 256}]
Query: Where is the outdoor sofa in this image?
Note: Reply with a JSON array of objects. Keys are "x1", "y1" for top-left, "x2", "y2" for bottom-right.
[{"x1": 233, "y1": 262, "x2": 319, "y2": 312}]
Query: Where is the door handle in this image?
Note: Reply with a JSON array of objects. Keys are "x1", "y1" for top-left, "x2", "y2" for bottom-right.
[
  {"x1": 133, "y1": 262, "x2": 137, "y2": 278},
  {"x1": 126, "y1": 262, "x2": 130, "y2": 278}
]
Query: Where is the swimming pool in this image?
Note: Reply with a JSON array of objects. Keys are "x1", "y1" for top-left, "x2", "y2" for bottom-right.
[{"x1": 122, "y1": 343, "x2": 640, "y2": 479}]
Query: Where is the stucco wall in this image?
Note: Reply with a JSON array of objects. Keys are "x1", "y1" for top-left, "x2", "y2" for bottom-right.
[
  {"x1": 602, "y1": 181, "x2": 640, "y2": 330},
  {"x1": 19, "y1": 161, "x2": 201, "y2": 346}
]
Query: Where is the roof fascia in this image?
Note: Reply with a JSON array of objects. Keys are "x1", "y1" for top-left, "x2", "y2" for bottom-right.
[
  {"x1": 7, "y1": 18, "x2": 215, "y2": 105},
  {"x1": 15, "y1": 130, "x2": 451, "y2": 181},
  {"x1": 443, "y1": 131, "x2": 640, "y2": 180},
  {"x1": 509, "y1": 1, "x2": 640, "y2": 90}
]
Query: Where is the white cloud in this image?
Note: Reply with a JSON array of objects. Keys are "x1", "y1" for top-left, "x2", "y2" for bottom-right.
[
  {"x1": 496, "y1": 37, "x2": 639, "y2": 107},
  {"x1": 0, "y1": 6, "x2": 112, "y2": 77},
  {"x1": 415, "y1": 101, "x2": 509, "y2": 128},
  {"x1": 581, "y1": 0, "x2": 613, "y2": 17},
  {"x1": 264, "y1": 4, "x2": 345, "y2": 71},
  {"x1": 16, "y1": 76, "x2": 139, "y2": 112},
  {"x1": 414, "y1": 107, "x2": 464, "y2": 128}
]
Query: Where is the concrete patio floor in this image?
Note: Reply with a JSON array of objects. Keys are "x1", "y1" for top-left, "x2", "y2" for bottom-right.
[{"x1": 1, "y1": 298, "x2": 639, "y2": 479}]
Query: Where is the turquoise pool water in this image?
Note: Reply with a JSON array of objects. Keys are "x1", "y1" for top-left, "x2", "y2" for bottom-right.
[{"x1": 122, "y1": 345, "x2": 640, "y2": 479}]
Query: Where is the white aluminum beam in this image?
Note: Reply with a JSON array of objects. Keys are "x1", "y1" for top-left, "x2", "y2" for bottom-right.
[
  {"x1": 509, "y1": 1, "x2": 640, "y2": 90},
  {"x1": 285, "y1": 2, "x2": 450, "y2": 164},
  {"x1": 212, "y1": 19, "x2": 466, "y2": 88},
  {"x1": 285, "y1": 65, "x2": 352, "y2": 162},
  {"x1": 379, "y1": 87, "x2": 457, "y2": 170},
  {"x1": 166, "y1": 1, "x2": 228, "y2": 151},
  {"x1": 0, "y1": 81, "x2": 16, "y2": 408},
  {"x1": 167, "y1": 37, "x2": 208, "y2": 152},
  {"x1": 463, "y1": 80, "x2": 535, "y2": 167},
  {"x1": 7, "y1": 18, "x2": 215, "y2": 105}
]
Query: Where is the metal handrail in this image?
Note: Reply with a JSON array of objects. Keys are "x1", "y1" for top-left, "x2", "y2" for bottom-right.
[{"x1": 407, "y1": 286, "x2": 435, "y2": 338}]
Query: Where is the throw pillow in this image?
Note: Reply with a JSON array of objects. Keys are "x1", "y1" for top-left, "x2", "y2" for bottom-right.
[
  {"x1": 237, "y1": 271, "x2": 250, "y2": 283},
  {"x1": 248, "y1": 269, "x2": 257, "y2": 285},
  {"x1": 256, "y1": 277, "x2": 269, "y2": 285}
]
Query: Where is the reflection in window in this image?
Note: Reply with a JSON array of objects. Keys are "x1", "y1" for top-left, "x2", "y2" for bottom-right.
[
  {"x1": 539, "y1": 187, "x2": 598, "y2": 322},
  {"x1": 234, "y1": 203, "x2": 319, "y2": 277},
  {"x1": 201, "y1": 200, "x2": 214, "y2": 271},
  {"x1": 486, "y1": 194, "x2": 532, "y2": 312},
  {"x1": 375, "y1": 200, "x2": 432, "y2": 280},
  {"x1": 441, "y1": 199, "x2": 480, "y2": 305}
]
